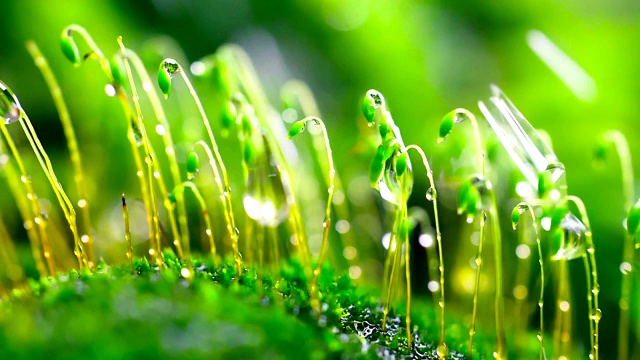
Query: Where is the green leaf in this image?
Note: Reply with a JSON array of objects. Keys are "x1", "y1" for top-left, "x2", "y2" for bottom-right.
[{"x1": 362, "y1": 94, "x2": 376, "y2": 123}]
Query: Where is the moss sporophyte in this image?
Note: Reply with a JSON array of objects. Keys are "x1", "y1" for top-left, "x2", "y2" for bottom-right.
[{"x1": 0, "y1": 23, "x2": 629, "y2": 360}]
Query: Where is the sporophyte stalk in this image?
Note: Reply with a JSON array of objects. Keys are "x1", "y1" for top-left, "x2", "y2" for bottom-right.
[
  {"x1": 158, "y1": 57, "x2": 241, "y2": 272},
  {"x1": 439, "y1": 107, "x2": 506, "y2": 359},
  {"x1": 362, "y1": 88, "x2": 418, "y2": 348},
  {"x1": 26, "y1": 40, "x2": 95, "y2": 266},
  {"x1": 593, "y1": 129, "x2": 635, "y2": 360},
  {"x1": 288, "y1": 116, "x2": 336, "y2": 314},
  {"x1": 512, "y1": 202, "x2": 546, "y2": 360},
  {"x1": 0, "y1": 80, "x2": 88, "y2": 270}
]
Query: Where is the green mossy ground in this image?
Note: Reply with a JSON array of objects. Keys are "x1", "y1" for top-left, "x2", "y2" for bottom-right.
[{"x1": 0, "y1": 252, "x2": 530, "y2": 359}]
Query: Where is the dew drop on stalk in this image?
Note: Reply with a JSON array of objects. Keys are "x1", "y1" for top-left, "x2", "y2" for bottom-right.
[
  {"x1": 620, "y1": 262, "x2": 632, "y2": 274},
  {"x1": 425, "y1": 187, "x2": 434, "y2": 201}
]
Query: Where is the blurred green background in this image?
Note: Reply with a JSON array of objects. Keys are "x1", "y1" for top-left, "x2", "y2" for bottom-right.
[{"x1": 1, "y1": 0, "x2": 640, "y2": 357}]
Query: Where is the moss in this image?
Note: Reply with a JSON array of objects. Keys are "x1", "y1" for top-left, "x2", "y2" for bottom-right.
[{"x1": 0, "y1": 252, "x2": 523, "y2": 359}]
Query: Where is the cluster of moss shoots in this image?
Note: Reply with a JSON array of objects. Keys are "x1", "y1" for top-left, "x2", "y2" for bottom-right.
[{"x1": 0, "y1": 24, "x2": 638, "y2": 359}]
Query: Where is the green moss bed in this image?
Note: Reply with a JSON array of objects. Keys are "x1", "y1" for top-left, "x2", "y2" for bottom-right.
[{"x1": 0, "y1": 250, "x2": 520, "y2": 359}]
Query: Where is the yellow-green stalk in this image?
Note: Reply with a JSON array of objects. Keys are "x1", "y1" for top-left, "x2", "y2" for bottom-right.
[
  {"x1": 439, "y1": 108, "x2": 506, "y2": 358},
  {"x1": 122, "y1": 194, "x2": 133, "y2": 267},
  {"x1": 288, "y1": 116, "x2": 336, "y2": 313},
  {"x1": 281, "y1": 80, "x2": 358, "y2": 268},
  {"x1": 158, "y1": 58, "x2": 240, "y2": 272},
  {"x1": 512, "y1": 202, "x2": 546, "y2": 360},
  {"x1": 0, "y1": 137, "x2": 50, "y2": 277},
  {"x1": 61, "y1": 24, "x2": 158, "y2": 265},
  {"x1": 26, "y1": 40, "x2": 95, "y2": 266},
  {"x1": 594, "y1": 129, "x2": 634, "y2": 360},
  {"x1": 114, "y1": 46, "x2": 186, "y2": 259},
  {"x1": 0, "y1": 80, "x2": 87, "y2": 269},
  {"x1": 118, "y1": 36, "x2": 163, "y2": 268}
]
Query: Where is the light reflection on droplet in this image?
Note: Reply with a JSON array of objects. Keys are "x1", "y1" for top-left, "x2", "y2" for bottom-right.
[
  {"x1": 428, "y1": 280, "x2": 439, "y2": 292},
  {"x1": 559, "y1": 301, "x2": 570, "y2": 312},
  {"x1": 381, "y1": 232, "x2": 391, "y2": 250},
  {"x1": 515, "y1": 181, "x2": 533, "y2": 198},
  {"x1": 155, "y1": 124, "x2": 166, "y2": 136},
  {"x1": 190, "y1": 61, "x2": 206, "y2": 76},
  {"x1": 541, "y1": 217, "x2": 552, "y2": 231},
  {"x1": 78, "y1": 199, "x2": 87, "y2": 208},
  {"x1": 620, "y1": 262, "x2": 632, "y2": 274},
  {"x1": 343, "y1": 246, "x2": 357, "y2": 260}
]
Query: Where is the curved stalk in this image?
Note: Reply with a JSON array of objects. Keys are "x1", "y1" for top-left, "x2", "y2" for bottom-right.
[
  {"x1": 159, "y1": 58, "x2": 240, "y2": 272},
  {"x1": 288, "y1": 116, "x2": 335, "y2": 313},
  {"x1": 403, "y1": 144, "x2": 446, "y2": 355},
  {"x1": 0, "y1": 137, "x2": 51, "y2": 277},
  {"x1": 61, "y1": 25, "x2": 157, "y2": 265},
  {"x1": 1, "y1": 81, "x2": 87, "y2": 269},
  {"x1": 513, "y1": 202, "x2": 546, "y2": 359},
  {"x1": 118, "y1": 37, "x2": 162, "y2": 268},
  {"x1": 596, "y1": 130, "x2": 634, "y2": 360},
  {"x1": 468, "y1": 211, "x2": 486, "y2": 358},
  {"x1": 26, "y1": 40, "x2": 94, "y2": 265},
  {"x1": 567, "y1": 195, "x2": 600, "y2": 360},
  {"x1": 115, "y1": 47, "x2": 185, "y2": 259},
  {"x1": 282, "y1": 80, "x2": 358, "y2": 268}
]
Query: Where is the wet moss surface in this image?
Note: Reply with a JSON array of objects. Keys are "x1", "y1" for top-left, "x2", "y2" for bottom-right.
[{"x1": 0, "y1": 253, "x2": 513, "y2": 359}]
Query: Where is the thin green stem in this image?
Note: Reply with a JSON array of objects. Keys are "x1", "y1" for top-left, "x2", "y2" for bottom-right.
[
  {"x1": 0, "y1": 136, "x2": 51, "y2": 277},
  {"x1": 468, "y1": 210, "x2": 486, "y2": 359},
  {"x1": 118, "y1": 37, "x2": 162, "y2": 268},
  {"x1": 599, "y1": 130, "x2": 634, "y2": 360},
  {"x1": 567, "y1": 195, "x2": 600, "y2": 360},
  {"x1": 174, "y1": 181, "x2": 217, "y2": 266},
  {"x1": 164, "y1": 59, "x2": 240, "y2": 272},
  {"x1": 115, "y1": 48, "x2": 185, "y2": 259},
  {"x1": 290, "y1": 116, "x2": 336, "y2": 313},
  {"x1": 404, "y1": 144, "x2": 446, "y2": 354},
  {"x1": 26, "y1": 40, "x2": 94, "y2": 265},
  {"x1": 122, "y1": 194, "x2": 133, "y2": 267},
  {"x1": 514, "y1": 202, "x2": 546, "y2": 360}
]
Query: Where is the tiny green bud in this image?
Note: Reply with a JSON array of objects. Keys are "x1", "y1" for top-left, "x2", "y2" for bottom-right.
[
  {"x1": 168, "y1": 188, "x2": 178, "y2": 204},
  {"x1": 369, "y1": 153, "x2": 385, "y2": 188},
  {"x1": 593, "y1": 140, "x2": 607, "y2": 162},
  {"x1": 396, "y1": 151, "x2": 408, "y2": 176},
  {"x1": 511, "y1": 207, "x2": 521, "y2": 229},
  {"x1": 110, "y1": 59, "x2": 124, "y2": 88},
  {"x1": 466, "y1": 191, "x2": 478, "y2": 217},
  {"x1": 243, "y1": 141, "x2": 257, "y2": 167},
  {"x1": 438, "y1": 111, "x2": 455, "y2": 142},
  {"x1": 221, "y1": 101, "x2": 236, "y2": 129},
  {"x1": 362, "y1": 89, "x2": 383, "y2": 124},
  {"x1": 241, "y1": 115, "x2": 253, "y2": 136},
  {"x1": 60, "y1": 31, "x2": 80, "y2": 66},
  {"x1": 537, "y1": 171, "x2": 550, "y2": 198},
  {"x1": 626, "y1": 200, "x2": 640, "y2": 236},
  {"x1": 457, "y1": 181, "x2": 471, "y2": 215},
  {"x1": 379, "y1": 121, "x2": 389, "y2": 139},
  {"x1": 287, "y1": 120, "x2": 306, "y2": 139},
  {"x1": 186, "y1": 151, "x2": 200, "y2": 175},
  {"x1": 158, "y1": 59, "x2": 179, "y2": 98}
]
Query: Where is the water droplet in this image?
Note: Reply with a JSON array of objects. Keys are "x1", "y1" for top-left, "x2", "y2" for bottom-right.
[
  {"x1": 590, "y1": 308, "x2": 602, "y2": 322},
  {"x1": 342, "y1": 246, "x2": 357, "y2": 260},
  {"x1": 559, "y1": 301, "x2": 570, "y2": 312},
  {"x1": 466, "y1": 214, "x2": 475, "y2": 224},
  {"x1": 187, "y1": 169, "x2": 199, "y2": 180},
  {"x1": 426, "y1": 187, "x2": 434, "y2": 201},
  {"x1": 592, "y1": 283, "x2": 600, "y2": 295},
  {"x1": 335, "y1": 219, "x2": 350, "y2": 234},
  {"x1": 537, "y1": 333, "x2": 542, "y2": 341},
  {"x1": 81, "y1": 235, "x2": 89, "y2": 243},
  {"x1": 77, "y1": 199, "x2": 87, "y2": 208},
  {"x1": 428, "y1": 280, "x2": 439, "y2": 292},
  {"x1": 418, "y1": 233, "x2": 434, "y2": 248},
  {"x1": 516, "y1": 244, "x2": 530, "y2": 259},
  {"x1": 0, "y1": 82, "x2": 22, "y2": 124}
]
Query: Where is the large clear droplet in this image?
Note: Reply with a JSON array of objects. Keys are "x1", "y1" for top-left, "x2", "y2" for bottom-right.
[
  {"x1": 0, "y1": 82, "x2": 22, "y2": 124},
  {"x1": 553, "y1": 211, "x2": 587, "y2": 260}
]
